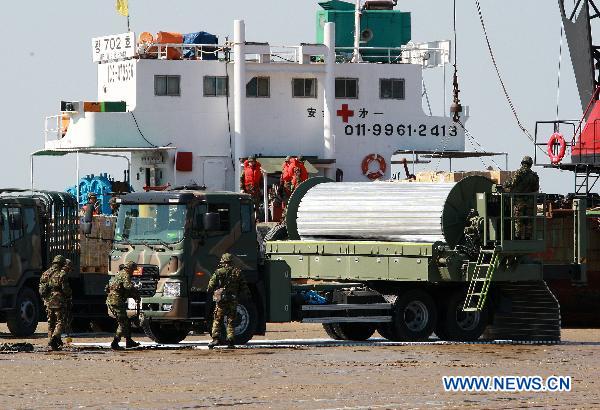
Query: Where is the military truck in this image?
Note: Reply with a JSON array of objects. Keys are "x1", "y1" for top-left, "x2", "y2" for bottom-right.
[
  {"x1": 0, "y1": 190, "x2": 112, "y2": 336},
  {"x1": 109, "y1": 177, "x2": 561, "y2": 344}
]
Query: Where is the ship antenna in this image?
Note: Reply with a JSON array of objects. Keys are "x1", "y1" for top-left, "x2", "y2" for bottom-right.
[{"x1": 450, "y1": 0, "x2": 463, "y2": 123}]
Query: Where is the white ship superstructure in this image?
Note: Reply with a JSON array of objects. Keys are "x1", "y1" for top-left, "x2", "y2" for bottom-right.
[{"x1": 40, "y1": 1, "x2": 466, "y2": 193}]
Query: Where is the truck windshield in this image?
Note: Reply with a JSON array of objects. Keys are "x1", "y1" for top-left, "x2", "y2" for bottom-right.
[{"x1": 114, "y1": 204, "x2": 187, "y2": 244}]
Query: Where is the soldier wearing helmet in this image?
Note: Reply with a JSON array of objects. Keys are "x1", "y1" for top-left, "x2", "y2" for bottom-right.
[
  {"x1": 106, "y1": 261, "x2": 141, "y2": 349},
  {"x1": 207, "y1": 253, "x2": 250, "y2": 349},
  {"x1": 85, "y1": 192, "x2": 101, "y2": 215},
  {"x1": 38, "y1": 255, "x2": 71, "y2": 350},
  {"x1": 504, "y1": 155, "x2": 540, "y2": 239}
]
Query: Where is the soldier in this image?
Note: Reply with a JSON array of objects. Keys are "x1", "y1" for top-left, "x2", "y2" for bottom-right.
[
  {"x1": 38, "y1": 255, "x2": 72, "y2": 350},
  {"x1": 504, "y1": 156, "x2": 540, "y2": 239},
  {"x1": 463, "y1": 209, "x2": 484, "y2": 259},
  {"x1": 207, "y1": 253, "x2": 250, "y2": 349},
  {"x1": 109, "y1": 196, "x2": 120, "y2": 216},
  {"x1": 84, "y1": 192, "x2": 101, "y2": 215},
  {"x1": 106, "y1": 261, "x2": 141, "y2": 350}
]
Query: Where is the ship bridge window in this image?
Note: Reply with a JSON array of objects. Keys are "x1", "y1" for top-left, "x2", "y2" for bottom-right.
[
  {"x1": 246, "y1": 77, "x2": 270, "y2": 98},
  {"x1": 335, "y1": 78, "x2": 358, "y2": 99},
  {"x1": 204, "y1": 76, "x2": 228, "y2": 97},
  {"x1": 380, "y1": 78, "x2": 405, "y2": 100},
  {"x1": 292, "y1": 78, "x2": 317, "y2": 98},
  {"x1": 155, "y1": 75, "x2": 181, "y2": 96}
]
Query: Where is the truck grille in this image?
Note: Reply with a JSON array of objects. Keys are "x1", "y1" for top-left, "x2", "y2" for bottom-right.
[{"x1": 132, "y1": 265, "x2": 159, "y2": 297}]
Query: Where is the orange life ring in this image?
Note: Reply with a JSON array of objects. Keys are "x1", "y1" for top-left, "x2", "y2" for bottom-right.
[
  {"x1": 547, "y1": 132, "x2": 566, "y2": 165},
  {"x1": 361, "y1": 154, "x2": 387, "y2": 180}
]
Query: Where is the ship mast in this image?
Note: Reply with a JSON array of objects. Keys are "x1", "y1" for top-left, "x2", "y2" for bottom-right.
[{"x1": 351, "y1": 0, "x2": 363, "y2": 63}]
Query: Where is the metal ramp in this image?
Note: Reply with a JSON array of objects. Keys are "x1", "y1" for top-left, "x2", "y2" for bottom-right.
[{"x1": 463, "y1": 248, "x2": 499, "y2": 312}]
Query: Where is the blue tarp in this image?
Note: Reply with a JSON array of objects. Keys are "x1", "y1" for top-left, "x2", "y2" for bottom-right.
[{"x1": 183, "y1": 31, "x2": 218, "y2": 60}]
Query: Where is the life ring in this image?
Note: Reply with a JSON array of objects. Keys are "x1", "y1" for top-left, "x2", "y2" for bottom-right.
[
  {"x1": 547, "y1": 132, "x2": 566, "y2": 165},
  {"x1": 361, "y1": 154, "x2": 387, "y2": 180}
]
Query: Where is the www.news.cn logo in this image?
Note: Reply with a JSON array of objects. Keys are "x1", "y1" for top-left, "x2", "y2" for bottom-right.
[{"x1": 443, "y1": 376, "x2": 571, "y2": 392}]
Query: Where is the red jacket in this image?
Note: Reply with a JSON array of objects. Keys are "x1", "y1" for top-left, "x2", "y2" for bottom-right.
[
  {"x1": 241, "y1": 160, "x2": 262, "y2": 191},
  {"x1": 281, "y1": 160, "x2": 293, "y2": 183},
  {"x1": 290, "y1": 158, "x2": 308, "y2": 183}
]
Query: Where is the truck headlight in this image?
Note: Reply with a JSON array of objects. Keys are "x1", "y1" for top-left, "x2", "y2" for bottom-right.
[{"x1": 163, "y1": 282, "x2": 181, "y2": 297}]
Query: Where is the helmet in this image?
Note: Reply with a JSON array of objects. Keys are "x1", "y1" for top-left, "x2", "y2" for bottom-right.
[
  {"x1": 88, "y1": 192, "x2": 97, "y2": 198},
  {"x1": 52, "y1": 255, "x2": 66, "y2": 265},
  {"x1": 220, "y1": 253, "x2": 233, "y2": 263},
  {"x1": 521, "y1": 156, "x2": 533, "y2": 167},
  {"x1": 123, "y1": 261, "x2": 138, "y2": 271}
]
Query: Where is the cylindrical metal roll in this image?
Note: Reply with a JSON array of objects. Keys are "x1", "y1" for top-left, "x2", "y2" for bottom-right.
[{"x1": 296, "y1": 182, "x2": 455, "y2": 242}]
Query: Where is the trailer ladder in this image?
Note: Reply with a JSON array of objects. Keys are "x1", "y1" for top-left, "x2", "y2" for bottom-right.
[{"x1": 463, "y1": 248, "x2": 499, "y2": 312}]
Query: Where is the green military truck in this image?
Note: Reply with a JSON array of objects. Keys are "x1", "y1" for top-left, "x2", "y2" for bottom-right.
[
  {"x1": 0, "y1": 190, "x2": 112, "y2": 336},
  {"x1": 110, "y1": 177, "x2": 560, "y2": 344}
]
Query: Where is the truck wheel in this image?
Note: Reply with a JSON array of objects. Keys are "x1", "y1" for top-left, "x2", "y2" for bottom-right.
[
  {"x1": 332, "y1": 323, "x2": 376, "y2": 341},
  {"x1": 6, "y1": 287, "x2": 40, "y2": 337},
  {"x1": 142, "y1": 319, "x2": 191, "y2": 344},
  {"x1": 231, "y1": 299, "x2": 258, "y2": 345},
  {"x1": 436, "y1": 290, "x2": 488, "y2": 341},
  {"x1": 383, "y1": 290, "x2": 437, "y2": 341},
  {"x1": 322, "y1": 323, "x2": 343, "y2": 340}
]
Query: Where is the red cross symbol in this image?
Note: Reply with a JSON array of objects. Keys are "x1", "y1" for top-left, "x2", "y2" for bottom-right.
[{"x1": 337, "y1": 104, "x2": 354, "y2": 123}]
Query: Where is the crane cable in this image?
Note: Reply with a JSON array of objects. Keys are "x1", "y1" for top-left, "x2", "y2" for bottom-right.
[{"x1": 474, "y1": 0, "x2": 545, "y2": 154}]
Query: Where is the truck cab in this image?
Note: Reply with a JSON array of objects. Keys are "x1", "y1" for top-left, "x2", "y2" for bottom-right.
[{"x1": 111, "y1": 189, "x2": 264, "y2": 344}]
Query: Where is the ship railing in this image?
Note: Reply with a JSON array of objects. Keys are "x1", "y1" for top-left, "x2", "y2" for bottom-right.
[
  {"x1": 336, "y1": 43, "x2": 450, "y2": 66},
  {"x1": 137, "y1": 42, "x2": 229, "y2": 61}
]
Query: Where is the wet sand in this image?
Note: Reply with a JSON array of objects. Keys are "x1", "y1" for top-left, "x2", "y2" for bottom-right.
[{"x1": 0, "y1": 324, "x2": 598, "y2": 409}]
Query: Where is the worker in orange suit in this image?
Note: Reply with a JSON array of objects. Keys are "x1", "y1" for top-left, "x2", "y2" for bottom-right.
[
  {"x1": 290, "y1": 155, "x2": 309, "y2": 191},
  {"x1": 280, "y1": 156, "x2": 294, "y2": 200},
  {"x1": 240, "y1": 155, "x2": 263, "y2": 216}
]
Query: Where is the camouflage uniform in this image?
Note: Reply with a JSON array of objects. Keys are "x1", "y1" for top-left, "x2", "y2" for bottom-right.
[
  {"x1": 207, "y1": 253, "x2": 250, "y2": 348},
  {"x1": 106, "y1": 261, "x2": 140, "y2": 349},
  {"x1": 39, "y1": 255, "x2": 71, "y2": 350},
  {"x1": 463, "y1": 210, "x2": 484, "y2": 259},
  {"x1": 505, "y1": 156, "x2": 540, "y2": 239}
]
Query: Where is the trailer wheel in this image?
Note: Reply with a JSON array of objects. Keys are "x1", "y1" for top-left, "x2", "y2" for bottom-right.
[
  {"x1": 382, "y1": 290, "x2": 437, "y2": 341},
  {"x1": 333, "y1": 323, "x2": 376, "y2": 341},
  {"x1": 142, "y1": 319, "x2": 191, "y2": 344},
  {"x1": 322, "y1": 323, "x2": 343, "y2": 340},
  {"x1": 436, "y1": 290, "x2": 488, "y2": 341},
  {"x1": 6, "y1": 287, "x2": 40, "y2": 337}
]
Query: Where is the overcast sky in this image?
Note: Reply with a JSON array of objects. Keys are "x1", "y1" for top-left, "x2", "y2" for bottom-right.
[{"x1": 0, "y1": 1, "x2": 583, "y2": 194}]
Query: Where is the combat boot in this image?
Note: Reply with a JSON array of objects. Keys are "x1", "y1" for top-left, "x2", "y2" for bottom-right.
[
  {"x1": 207, "y1": 338, "x2": 219, "y2": 349},
  {"x1": 125, "y1": 338, "x2": 140, "y2": 349},
  {"x1": 111, "y1": 337, "x2": 122, "y2": 350},
  {"x1": 49, "y1": 336, "x2": 61, "y2": 351},
  {"x1": 226, "y1": 339, "x2": 236, "y2": 349}
]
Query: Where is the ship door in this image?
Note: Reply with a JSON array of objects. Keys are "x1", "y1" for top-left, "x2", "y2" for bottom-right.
[{"x1": 203, "y1": 159, "x2": 226, "y2": 191}]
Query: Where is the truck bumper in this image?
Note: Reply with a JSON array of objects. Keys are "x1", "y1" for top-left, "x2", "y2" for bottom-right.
[{"x1": 129, "y1": 297, "x2": 189, "y2": 320}]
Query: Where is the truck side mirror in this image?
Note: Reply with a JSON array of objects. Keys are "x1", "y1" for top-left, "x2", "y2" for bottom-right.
[{"x1": 203, "y1": 212, "x2": 221, "y2": 232}]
